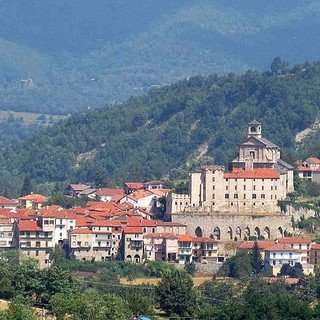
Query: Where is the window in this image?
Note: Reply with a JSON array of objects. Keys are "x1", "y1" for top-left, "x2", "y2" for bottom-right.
[
  {"x1": 271, "y1": 186, "x2": 273, "y2": 190},
  {"x1": 253, "y1": 185, "x2": 256, "y2": 190},
  {"x1": 243, "y1": 194, "x2": 246, "y2": 199},
  {"x1": 262, "y1": 186, "x2": 264, "y2": 191},
  {"x1": 36, "y1": 250, "x2": 39, "y2": 256},
  {"x1": 50, "y1": 220, "x2": 54, "y2": 225},
  {"x1": 275, "y1": 186, "x2": 277, "y2": 190},
  {"x1": 44, "y1": 220, "x2": 48, "y2": 225},
  {"x1": 212, "y1": 194, "x2": 215, "y2": 199},
  {"x1": 250, "y1": 151, "x2": 255, "y2": 159},
  {"x1": 212, "y1": 185, "x2": 215, "y2": 190},
  {"x1": 243, "y1": 185, "x2": 246, "y2": 191},
  {"x1": 252, "y1": 194, "x2": 256, "y2": 199},
  {"x1": 212, "y1": 177, "x2": 215, "y2": 182},
  {"x1": 261, "y1": 194, "x2": 265, "y2": 199},
  {"x1": 226, "y1": 186, "x2": 228, "y2": 190},
  {"x1": 235, "y1": 185, "x2": 237, "y2": 191},
  {"x1": 59, "y1": 233, "x2": 62, "y2": 237},
  {"x1": 36, "y1": 241, "x2": 41, "y2": 248},
  {"x1": 234, "y1": 194, "x2": 238, "y2": 199}
]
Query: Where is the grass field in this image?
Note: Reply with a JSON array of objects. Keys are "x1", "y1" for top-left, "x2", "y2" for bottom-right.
[
  {"x1": 0, "y1": 110, "x2": 68, "y2": 125},
  {"x1": 120, "y1": 276, "x2": 212, "y2": 286}
]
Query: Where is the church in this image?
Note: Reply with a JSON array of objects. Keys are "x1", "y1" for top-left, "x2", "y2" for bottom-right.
[{"x1": 168, "y1": 121, "x2": 295, "y2": 241}]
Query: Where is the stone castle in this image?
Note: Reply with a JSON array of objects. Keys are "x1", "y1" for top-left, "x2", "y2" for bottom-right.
[{"x1": 168, "y1": 120, "x2": 297, "y2": 241}]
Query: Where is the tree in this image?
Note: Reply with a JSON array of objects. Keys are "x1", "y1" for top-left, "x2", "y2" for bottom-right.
[
  {"x1": 5, "y1": 297, "x2": 37, "y2": 320},
  {"x1": 156, "y1": 269, "x2": 198, "y2": 318},
  {"x1": 250, "y1": 241, "x2": 263, "y2": 274},
  {"x1": 280, "y1": 263, "x2": 303, "y2": 279},
  {"x1": 20, "y1": 176, "x2": 32, "y2": 196},
  {"x1": 184, "y1": 262, "x2": 196, "y2": 276}
]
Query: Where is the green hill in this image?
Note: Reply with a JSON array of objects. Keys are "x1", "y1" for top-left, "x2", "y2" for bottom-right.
[
  {"x1": 1, "y1": 1, "x2": 320, "y2": 114},
  {"x1": 3, "y1": 60, "x2": 320, "y2": 196}
]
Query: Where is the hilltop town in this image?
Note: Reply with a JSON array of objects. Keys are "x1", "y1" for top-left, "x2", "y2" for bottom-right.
[{"x1": 0, "y1": 121, "x2": 319, "y2": 279}]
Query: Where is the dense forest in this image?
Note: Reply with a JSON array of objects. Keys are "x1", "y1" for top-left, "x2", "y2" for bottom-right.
[
  {"x1": 2, "y1": 59, "x2": 320, "y2": 196},
  {"x1": 1, "y1": 1, "x2": 320, "y2": 113}
]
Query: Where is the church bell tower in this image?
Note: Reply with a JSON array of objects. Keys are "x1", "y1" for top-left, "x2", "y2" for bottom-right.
[{"x1": 247, "y1": 120, "x2": 262, "y2": 138}]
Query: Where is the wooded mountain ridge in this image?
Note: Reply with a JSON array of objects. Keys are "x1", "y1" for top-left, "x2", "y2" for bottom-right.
[
  {"x1": 1, "y1": 0, "x2": 320, "y2": 114},
  {"x1": 2, "y1": 59, "x2": 320, "y2": 196}
]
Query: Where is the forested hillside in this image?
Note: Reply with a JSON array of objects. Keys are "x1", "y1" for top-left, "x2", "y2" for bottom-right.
[
  {"x1": 1, "y1": 1, "x2": 320, "y2": 114},
  {"x1": 2, "y1": 60, "x2": 320, "y2": 196}
]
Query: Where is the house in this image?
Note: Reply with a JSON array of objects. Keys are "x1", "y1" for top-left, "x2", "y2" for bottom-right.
[
  {"x1": 277, "y1": 237, "x2": 312, "y2": 265},
  {"x1": 0, "y1": 197, "x2": 17, "y2": 209},
  {"x1": 178, "y1": 234, "x2": 193, "y2": 264},
  {"x1": 68, "y1": 184, "x2": 92, "y2": 198},
  {"x1": 69, "y1": 228, "x2": 93, "y2": 262},
  {"x1": 122, "y1": 226, "x2": 144, "y2": 263},
  {"x1": 192, "y1": 237, "x2": 219, "y2": 263},
  {"x1": 264, "y1": 243, "x2": 302, "y2": 276},
  {"x1": 310, "y1": 243, "x2": 320, "y2": 266},
  {"x1": 296, "y1": 158, "x2": 320, "y2": 183},
  {"x1": 144, "y1": 233, "x2": 178, "y2": 262},
  {"x1": 238, "y1": 240, "x2": 276, "y2": 260},
  {"x1": 18, "y1": 194, "x2": 47, "y2": 210},
  {"x1": 96, "y1": 188, "x2": 124, "y2": 203},
  {"x1": 143, "y1": 181, "x2": 166, "y2": 190},
  {"x1": 18, "y1": 220, "x2": 54, "y2": 268},
  {"x1": 124, "y1": 182, "x2": 144, "y2": 195},
  {"x1": 0, "y1": 217, "x2": 18, "y2": 249}
]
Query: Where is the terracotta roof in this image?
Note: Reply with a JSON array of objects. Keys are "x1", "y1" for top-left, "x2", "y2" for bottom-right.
[
  {"x1": 150, "y1": 189, "x2": 170, "y2": 197},
  {"x1": 41, "y1": 209, "x2": 77, "y2": 219},
  {"x1": 224, "y1": 168, "x2": 280, "y2": 179},
  {"x1": 311, "y1": 244, "x2": 320, "y2": 250},
  {"x1": 306, "y1": 157, "x2": 320, "y2": 164},
  {"x1": 126, "y1": 190, "x2": 153, "y2": 201},
  {"x1": 125, "y1": 182, "x2": 144, "y2": 189},
  {"x1": 96, "y1": 188, "x2": 124, "y2": 197},
  {"x1": 70, "y1": 228, "x2": 92, "y2": 234},
  {"x1": 265, "y1": 243, "x2": 300, "y2": 252},
  {"x1": 178, "y1": 234, "x2": 193, "y2": 242},
  {"x1": 18, "y1": 194, "x2": 47, "y2": 202},
  {"x1": 0, "y1": 196, "x2": 16, "y2": 206},
  {"x1": 238, "y1": 241, "x2": 275, "y2": 250},
  {"x1": 295, "y1": 165, "x2": 320, "y2": 172},
  {"x1": 19, "y1": 220, "x2": 42, "y2": 231},
  {"x1": 277, "y1": 237, "x2": 312, "y2": 244},
  {"x1": 123, "y1": 226, "x2": 143, "y2": 234}
]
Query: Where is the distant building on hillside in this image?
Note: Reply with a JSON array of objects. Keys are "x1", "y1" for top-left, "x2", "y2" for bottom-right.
[{"x1": 296, "y1": 157, "x2": 320, "y2": 183}]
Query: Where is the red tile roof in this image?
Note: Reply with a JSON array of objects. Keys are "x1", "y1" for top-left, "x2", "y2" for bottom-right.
[
  {"x1": 178, "y1": 234, "x2": 193, "y2": 242},
  {"x1": 224, "y1": 168, "x2": 280, "y2": 179},
  {"x1": 277, "y1": 237, "x2": 312, "y2": 244},
  {"x1": 238, "y1": 241, "x2": 275, "y2": 250},
  {"x1": 19, "y1": 220, "x2": 42, "y2": 231},
  {"x1": 123, "y1": 226, "x2": 143, "y2": 234},
  {"x1": 125, "y1": 182, "x2": 144, "y2": 189},
  {"x1": 265, "y1": 243, "x2": 300, "y2": 252},
  {"x1": 18, "y1": 194, "x2": 47, "y2": 203},
  {"x1": 70, "y1": 228, "x2": 92, "y2": 234},
  {"x1": 0, "y1": 196, "x2": 16, "y2": 206},
  {"x1": 311, "y1": 244, "x2": 320, "y2": 250},
  {"x1": 149, "y1": 189, "x2": 170, "y2": 197},
  {"x1": 306, "y1": 157, "x2": 320, "y2": 164},
  {"x1": 96, "y1": 188, "x2": 124, "y2": 197},
  {"x1": 126, "y1": 190, "x2": 153, "y2": 201}
]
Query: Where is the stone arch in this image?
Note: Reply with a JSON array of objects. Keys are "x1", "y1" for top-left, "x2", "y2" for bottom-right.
[
  {"x1": 227, "y1": 227, "x2": 233, "y2": 240},
  {"x1": 278, "y1": 227, "x2": 283, "y2": 237},
  {"x1": 134, "y1": 254, "x2": 140, "y2": 263},
  {"x1": 126, "y1": 255, "x2": 132, "y2": 262},
  {"x1": 244, "y1": 227, "x2": 250, "y2": 240},
  {"x1": 236, "y1": 227, "x2": 242, "y2": 240},
  {"x1": 195, "y1": 226, "x2": 203, "y2": 237},
  {"x1": 254, "y1": 227, "x2": 261, "y2": 239},
  {"x1": 264, "y1": 227, "x2": 270, "y2": 239},
  {"x1": 213, "y1": 227, "x2": 221, "y2": 240}
]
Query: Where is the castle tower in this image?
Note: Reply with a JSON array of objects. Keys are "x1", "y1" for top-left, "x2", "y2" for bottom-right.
[{"x1": 247, "y1": 120, "x2": 262, "y2": 138}]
